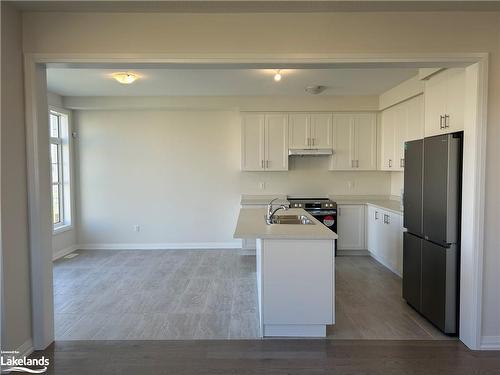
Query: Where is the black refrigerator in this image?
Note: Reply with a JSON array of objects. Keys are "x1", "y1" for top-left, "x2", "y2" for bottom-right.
[{"x1": 402, "y1": 132, "x2": 462, "y2": 335}]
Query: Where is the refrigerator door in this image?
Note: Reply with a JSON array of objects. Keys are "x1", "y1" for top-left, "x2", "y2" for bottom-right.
[
  {"x1": 423, "y1": 133, "x2": 462, "y2": 245},
  {"x1": 402, "y1": 232, "x2": 422, "y2": 311},
  {"x1": 403, "y1": 139, "x2": 423, "y2": 236},
  {"x1": 421, "y1": 240, "x2": 458, "y2": 334}
]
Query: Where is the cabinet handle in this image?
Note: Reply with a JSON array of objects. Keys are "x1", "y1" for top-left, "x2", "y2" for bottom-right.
[
  {"x1": 338, "y1": 207, "x2": 341, "y2": 216},
  {"x1": 400, "y1": 158, "x2": 404, "y2": 168},
  {"x1": 356, "y1": 160, "x2": 360, "y2": 168},
  {"x1": 388, "y1": 159, "x2": 392, "y2": 168},
  {"x1": 312, "y1": 138, "x2": 315, "y2": 146},
  {"x1": 261, "y1": 160, "x2": 264, "y2": 169},
  {"x1": 445, "y1": 114, "x2": 450, "y2": 128},
  {"x1": 266, "y1": 160, "x2": 269, "y2": 168},
  {"x1": 375, "y1": 211, "x2": 379, "y2": 220},
  {"x1": 439, "y1": 115, "x2": 444, "y2": 129}
]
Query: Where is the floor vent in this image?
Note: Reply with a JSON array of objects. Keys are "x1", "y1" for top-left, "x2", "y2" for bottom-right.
[{"x1": 64, "y1": 253, "x2": 79, "y2": 259}]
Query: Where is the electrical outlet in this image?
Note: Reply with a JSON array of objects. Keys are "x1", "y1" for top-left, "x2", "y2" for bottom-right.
[
  {"x1": 133, "y1": 225, "x2": 140, "y2": 232},
  {"x1": 259, "y1": 182, "x2": 266, "y2": 190}
]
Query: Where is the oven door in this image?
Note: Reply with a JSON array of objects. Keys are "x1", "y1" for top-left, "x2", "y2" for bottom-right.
[{"x1": 308, "y1": 210, "x2": 337, "y2": 230}]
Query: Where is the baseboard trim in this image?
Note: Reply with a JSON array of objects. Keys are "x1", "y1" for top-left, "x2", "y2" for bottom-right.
[
  {"x1": 368, "y1": 251, "x2": 402, "y2": 278},
  {"x1": 480, "y1": 336, "x2": 500, "y2": 350},
  {"x1": 17, "y1": 338, "x2": 34, "y2": 358},
  {"x1": 337, "y1": 249, "x2": 369, "y2": 256},
  {"x1": 77, "y1": 241, "x2": 242, "y2": 251},
  {"x1": 52, "y1": 244, "x2": 79, "y2": 261}
]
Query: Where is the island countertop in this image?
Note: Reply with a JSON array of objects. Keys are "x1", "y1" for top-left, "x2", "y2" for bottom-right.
[{"x1": 234, "y1": 208, "x2": 338, "y2": 240}]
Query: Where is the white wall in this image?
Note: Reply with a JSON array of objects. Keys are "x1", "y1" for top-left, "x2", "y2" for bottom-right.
[
  {"x1": 47, "y1": 92, "x2": 78, "y2": 259},
  {"x1": 390, "y1": 172, "x2": 404, "y2": 197},
  {"x1": 1, "y1": 3, "x2": 32, "y2": 350},
  {"x1": 74, "y1": 108, "x2": 390, "y2": 247}
]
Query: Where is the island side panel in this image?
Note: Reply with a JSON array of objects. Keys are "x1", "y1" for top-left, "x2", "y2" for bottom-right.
[
  {"x1": 261, "y1": 239, "x2": 334, "y2": 334},
  {"x1": 256, "y1": 238, "x2": 264, "y2": 338}
]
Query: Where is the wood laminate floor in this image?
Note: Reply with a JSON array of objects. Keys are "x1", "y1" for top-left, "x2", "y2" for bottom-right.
[
  {"x1": 31, "y1": 340, "x2": 500, "y2": 375},
  {"x1": 54, "y1": 250, "x2": 450, "y2": 340}
]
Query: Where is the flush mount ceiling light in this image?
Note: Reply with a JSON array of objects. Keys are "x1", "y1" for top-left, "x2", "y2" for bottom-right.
[
  {"x1": 274, "y1": 70, "x2": 282, "y2": 82},
  {"x1": 111, "y1": 72, "x2": 140, "y2": 84},
  {"x1": 305, "y1": 85, "x2": 327, "y2": 95}
]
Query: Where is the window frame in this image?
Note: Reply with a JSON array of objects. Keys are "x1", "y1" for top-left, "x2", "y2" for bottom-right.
[{"x1": 49, "y1": 106, "x2": 74, "y2": 234}]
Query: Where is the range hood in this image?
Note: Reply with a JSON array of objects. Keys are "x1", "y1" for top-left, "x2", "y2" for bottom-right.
[{"x1": 288, "y1": 149, "x2": 333, "y2": 156}]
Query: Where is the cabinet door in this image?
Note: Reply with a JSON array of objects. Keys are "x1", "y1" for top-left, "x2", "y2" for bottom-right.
[
  {"x1": 265, "y1": 113, "x2": 289, "y2": 171},
  {"x1": 387, "y1": 212, "x2": 403, "y2": 275},
  {"x1": 354, "y1": 113, "x2": 377, "y2": 170},
  {"x1": 367, "y1": 206, "x2": 381, "y2": 255},
  {"x1": 445, "y1": 68, "x2": 465, "y2": 132},
  {"x1": 288, "y1": 113, "x2": 310, "y2": 149},
  {"x1": 380, "y1": 107, "x2": 396, "y2": 170},
  {"x1": 331, "y1": 114, "x2": 355, "y2": 170},
  {"x1": 337, "y1": 205, "x2": 366, "y2": 250},
  {"x1": 406, "y1": 94, "x2": 424, "y2": 142},
  {"x1": 310, "y1": 113, "x2": 333, "y2": 149},
  {"x1": 424, "y1": 70, "x2": 448, "y2": 137},
  {"x1": 394, "y1": 103, "x2": 407, "y2": 171},
  {"x1": 241, "y1": 113, "x2": 265, "y2": 171}
]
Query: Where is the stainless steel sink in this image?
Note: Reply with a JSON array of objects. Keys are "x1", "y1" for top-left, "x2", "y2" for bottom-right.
[{"x1": 269, "y1": 214, "x2": 315, "y2": 225}]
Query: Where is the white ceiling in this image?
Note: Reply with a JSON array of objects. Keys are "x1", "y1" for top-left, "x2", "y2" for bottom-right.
[{"x1": 47, "y1": 68, "x2": 418, "y2": 97}]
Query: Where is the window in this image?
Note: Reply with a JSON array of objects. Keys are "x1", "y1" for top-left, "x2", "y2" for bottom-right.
[{"x1": 49, "y1": 108, "x2": 72, "y2": 231}]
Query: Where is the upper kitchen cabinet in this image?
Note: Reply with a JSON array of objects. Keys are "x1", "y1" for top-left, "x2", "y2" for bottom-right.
[
  {"x1": 380, "y1": 95, "x2": 424, "y2": 171},
  {"x1": 424, "y1": 68, "x2": 465, "y2": 137},
  {"x1": 289, "y1": 113, "x2": 333, "y2": 150},
  {"x1": 241, "y1": 112, "x2": 289, "y2": 171},
  {"x1": 330, "y1": 113, "x2": 377, "y2": 171}
]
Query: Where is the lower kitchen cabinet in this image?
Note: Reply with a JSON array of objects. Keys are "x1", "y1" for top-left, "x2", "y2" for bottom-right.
[
  {"x1": 337, "y1": 204, "x2": 366, "y2": 251},
  {"x1": 366, "y1": 205, "x2": 403, "y2": 276}
]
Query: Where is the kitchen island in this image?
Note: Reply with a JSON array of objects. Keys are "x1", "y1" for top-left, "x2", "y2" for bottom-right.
[{"x1": 234, "y1": 208, "x2": 338, "y2": 337}]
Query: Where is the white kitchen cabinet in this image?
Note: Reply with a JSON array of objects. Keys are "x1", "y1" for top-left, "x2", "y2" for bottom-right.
[
  {"x1": 330, "y1": 114, "x2": 354, "y2": 170},
  {"x1": 330, "y1": 113, "x2": 377, "y2": 171},
  {"x1": 288, "y1": 113, "x2": 309, "y2": 149},
  {"x1": 266, "y1": 113, "x2": 289, "y2": 171},
  {"x1": 337, "y1": 204, "x2": 366, "y2": 251},
  {"x1": 355, "y1": 114, "x2": 378, "y2": 170},
  {"x1": 311, "y1": 113, "x2": 333, "y2": 149},
  {"x1": 424, "y1": 68, "x2": 465, "y2": 137},
  {"x1": 241, "y1": 113, "x2": 265, "y2": 171},
  {"x1": 366, "y1": 205, "x2": 403, "y2": 276},
  {"x1": 288, "y1": 113, "x2": 332, "y2": 149},
  {"x1": 380, "y1": 95, "x2": 424, "y2": 171},
  {"x1": 380, "y1": 106, "x2": 396, "y2": 170},
  {"x1": 406, "y1": 94, "x2": 424, "y2": 142},
  {"x1": 241, "y1": 113, "x2": 288, "y2": 171}
]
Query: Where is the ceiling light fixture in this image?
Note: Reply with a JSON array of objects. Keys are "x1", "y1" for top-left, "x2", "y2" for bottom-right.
[
  {"x1": 274, "y1": 70, "x2": 282, "y2": 82},
  {"x1": 111, "y1": 72, "x2": 140, "y2": 84},
  {"x1": 305, "y1": 85, "x2": 327, "y2": 95}
]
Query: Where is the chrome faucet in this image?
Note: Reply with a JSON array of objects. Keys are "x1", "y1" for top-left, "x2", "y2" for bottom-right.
[{"x1": 266, "y1": 198, "x2": 288, "y2": 225}]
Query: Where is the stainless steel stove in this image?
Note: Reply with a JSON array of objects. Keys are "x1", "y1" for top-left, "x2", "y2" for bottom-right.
[{"x1": 287, "y1": 197, "x2": 338, "y2": 255}]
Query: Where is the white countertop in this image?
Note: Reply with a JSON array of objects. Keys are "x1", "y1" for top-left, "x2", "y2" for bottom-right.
[
  {"x1": 329, "y1": 195, "x2": 403, "y2": 214},
  {"x1": 240, "y1": 194, "x2": 403, "y2": 214},
  {"x1": 234, "y1": 208, "x2": 338, "y2": 240}
]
